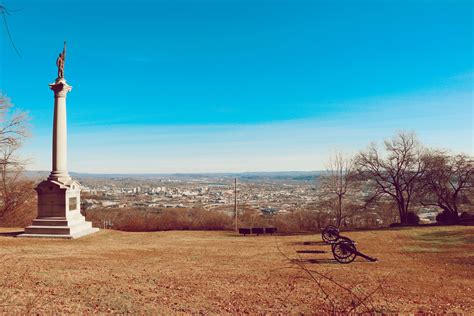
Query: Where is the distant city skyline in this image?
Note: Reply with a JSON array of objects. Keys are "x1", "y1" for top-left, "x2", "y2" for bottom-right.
[{"x1": 1, "y1": 0, "x2": 472, "y2": 173}]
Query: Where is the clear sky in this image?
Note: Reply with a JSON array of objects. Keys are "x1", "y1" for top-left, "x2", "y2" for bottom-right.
[{"x1": 1, "y1": 0, "x2": 473, "y2": 173}]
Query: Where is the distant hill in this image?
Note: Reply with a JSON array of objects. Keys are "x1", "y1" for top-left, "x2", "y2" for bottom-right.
[{"x1": 23, "y1": 170, "x2": 324, "y2": 183}]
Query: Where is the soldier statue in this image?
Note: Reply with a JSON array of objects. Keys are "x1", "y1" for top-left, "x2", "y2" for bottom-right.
[{"x1": 56, "y1": 41, "x2": 66, "y2": 79}]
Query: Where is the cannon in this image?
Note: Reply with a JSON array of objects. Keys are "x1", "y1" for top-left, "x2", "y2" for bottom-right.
[
  {"x1": 330, "y1": 236, "x2": 378, "y2": 264},
  {"x1": 321, "y1": 226, "x2": 378, "y2": 264},
  {"x1": 321, "y1": 225, "x2": 340, "y2": 244}
]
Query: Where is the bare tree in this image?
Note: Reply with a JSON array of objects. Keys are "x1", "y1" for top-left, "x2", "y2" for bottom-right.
[
  {"x1": 356, "y1": 132, "x2": 427, "y2": 225},
  {"x1": 0, "y1": 93, "x2": 32, "y2": 223},
  {"x1": 420, "y1": 151, "x2": 473, "y2": 220},
  {"x1": 318, "y1": 151, "x2": 357, "y2": 227}
]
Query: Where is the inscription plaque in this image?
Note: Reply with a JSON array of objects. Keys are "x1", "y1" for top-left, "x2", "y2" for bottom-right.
[{"x1": 69, "y1": 197, "x2": 77, "y2": 211}]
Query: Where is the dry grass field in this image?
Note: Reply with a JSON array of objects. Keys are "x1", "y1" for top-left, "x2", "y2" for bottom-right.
[{"x1": 0, "y1": 225, "x2": 473, "y2": 314}]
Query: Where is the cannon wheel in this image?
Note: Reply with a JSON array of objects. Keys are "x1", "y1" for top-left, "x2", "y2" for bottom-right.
[
  {"x1": 332, "y1": 237, "x2": 357, "y2": 264},
  {"x1": 322, "y1": 225, "x2": 340, "y2": 244}
]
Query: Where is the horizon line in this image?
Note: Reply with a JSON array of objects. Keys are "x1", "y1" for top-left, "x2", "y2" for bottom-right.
[{"x1": 25, "y1": 170, "x2": 325, "y2": 176}]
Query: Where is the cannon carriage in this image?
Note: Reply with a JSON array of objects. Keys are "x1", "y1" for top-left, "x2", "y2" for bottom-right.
[{"x1": 320, "y1": 225, "x2": 378, "y2": 264}]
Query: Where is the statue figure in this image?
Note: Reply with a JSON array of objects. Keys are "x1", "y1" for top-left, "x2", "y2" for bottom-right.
[{"x1": 56, "y1": 41, "x2": 66, "y2": 79}]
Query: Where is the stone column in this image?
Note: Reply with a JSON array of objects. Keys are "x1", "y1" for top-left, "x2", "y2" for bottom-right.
[
  {"x1": 48, "y1": 78, "x2": 72, "y2": 182},
  {"x1": 19, "y1": 43, "x2": 99, "y2": 239}
]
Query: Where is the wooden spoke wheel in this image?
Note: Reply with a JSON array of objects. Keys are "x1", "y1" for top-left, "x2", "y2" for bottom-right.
[
  {"x1": 332, "y1": 237, "x2": 357, "y2": 264},
  {"x1": 322, "y1": 225, "x2": 340, "y2": 244}
]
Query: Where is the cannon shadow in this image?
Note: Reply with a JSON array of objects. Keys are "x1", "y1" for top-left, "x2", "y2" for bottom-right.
[
  {"x1": 291, "y1": 241, "x2": 326, "y2": 246},
  {"x1": 296, "y1": 250, "x2": 327, "y2": 254},
  {"x1": 291, "y1": 258, "x2": 340, "y2": 264}
]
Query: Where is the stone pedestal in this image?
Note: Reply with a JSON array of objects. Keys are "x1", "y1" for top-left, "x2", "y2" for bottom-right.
[
  {"x1": 20, "y1": 179, "x2": 98, "y2": 239},
  {"x1": 19, "y1": 77, "x2": 98, "y2": 239}
]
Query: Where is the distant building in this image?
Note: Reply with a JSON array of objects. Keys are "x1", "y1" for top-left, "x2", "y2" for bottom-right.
[{"x1": 261, "y1": 207, "x2": 279, "y2": 216}]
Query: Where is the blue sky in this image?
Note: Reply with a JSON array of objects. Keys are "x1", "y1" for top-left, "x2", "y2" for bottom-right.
[{"x1": 1, "y1": 0, "x2": 472, "y2": 173}]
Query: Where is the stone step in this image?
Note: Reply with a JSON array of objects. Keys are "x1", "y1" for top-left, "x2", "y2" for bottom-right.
[
  {"x1": 17, "y1": 227, "x2": 99, "y2": 239},
  {"x1": 17, "y1": 233, "x2": 76, "y2": 239},
  {"x1": 24, "y1": 225, "x2": 71, "y2": 235},
  {"x1": 33, "y1": 216, "x2": 85, "y2": 227},
  {"x1": 20, "y1": 214, "x2": 99, "y2": 239},
  {"x1": 33, "y1": 219, "x2": 70, "y2": 226},
  {"x1": 24, "y1": 220, "x2": 93, "y2": 235}
]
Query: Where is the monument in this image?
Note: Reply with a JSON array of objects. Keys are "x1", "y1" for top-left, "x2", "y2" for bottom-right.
[{"x1": 20, "y1": 42, "x2": 99, "y2": 239}]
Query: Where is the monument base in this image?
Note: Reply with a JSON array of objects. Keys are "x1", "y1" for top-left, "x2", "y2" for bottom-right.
[
  {"x1": 19, "y1": 177, "x2": 99, "y2": 239},
  {"x1": 19, "y1": 215, "x2": 99, "y2": 239}
]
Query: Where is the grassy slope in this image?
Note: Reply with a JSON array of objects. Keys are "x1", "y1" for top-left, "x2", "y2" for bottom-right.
[{"x1": 0, "y1": 226, "x2": 473, "y2": 313}]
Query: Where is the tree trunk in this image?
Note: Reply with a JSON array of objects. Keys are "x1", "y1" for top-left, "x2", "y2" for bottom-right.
[
  {"x1": 396, "y1": 198, "x2": 406, "y2": 224},
  {"x1": 336, "y1": 195, "x2": 342, "y2": 228}
]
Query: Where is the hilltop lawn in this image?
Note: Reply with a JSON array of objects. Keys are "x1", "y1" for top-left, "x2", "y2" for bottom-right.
[{"x1": 0, "y1": 226, "x2": 473, "y2": 313}]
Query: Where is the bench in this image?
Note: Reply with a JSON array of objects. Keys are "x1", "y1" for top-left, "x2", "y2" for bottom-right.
[
  {"x1": 251, "y1": 227, "x2": 264, "y2": 236},
  {"x1": 265, "y1": 227, "x2": 277, "y2": 234},
  {"x1": 238, "y1": 228, "x2": 251, "y2": 236},
  {"x1": 238, "y1": 227, "x2": 277, "y2": 236}
]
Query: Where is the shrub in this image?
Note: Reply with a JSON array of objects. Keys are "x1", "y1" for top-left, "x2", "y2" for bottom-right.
[
  {"x1": 436, "y1": 210, "x2": 459, "y2": 224},
  {"x1": 0, "y1": 181, "x2": 36, "y2": 228},
  {"x1": 389, "y1": 222, "x2": 403, "y2": 228},
  {"x1": 274, "y1": 210, "x2": 326, "y2": 233},
  {"x1": 87, "y1": 207, "x2": 393, "y2": 234},
  {"x1": 460, "y1": 212, "x2": 473, "y2": 220},
  {"x1": 388, "y1": 212, "x2": 419, "y2": 227},
  {"x1": 406, "y1": 212, "x2": 420, "y2": 226},
  {"x1": 86, "y1": 207, "x2": 233, "y2": 232}
]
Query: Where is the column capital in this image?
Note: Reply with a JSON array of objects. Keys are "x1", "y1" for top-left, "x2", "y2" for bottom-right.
[{"x1": 49, "y1": 78, "x2": 72, "y2": 97}]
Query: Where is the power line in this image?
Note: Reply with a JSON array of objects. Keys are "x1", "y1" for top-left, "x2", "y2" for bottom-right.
[{"x1": 234, "y1": 178, "x2": 238, "y2": 231}]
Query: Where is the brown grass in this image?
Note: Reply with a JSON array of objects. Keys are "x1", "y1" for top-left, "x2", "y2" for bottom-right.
[{"x1": 0, "y1": 226, "x2": 473, "y2": 313}]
